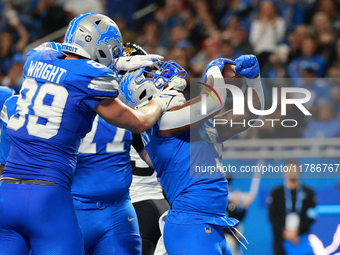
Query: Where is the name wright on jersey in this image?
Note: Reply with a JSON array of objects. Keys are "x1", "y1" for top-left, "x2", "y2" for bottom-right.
[{"x1": 27, "y1": 60, "x2": 67, "y2": 84}]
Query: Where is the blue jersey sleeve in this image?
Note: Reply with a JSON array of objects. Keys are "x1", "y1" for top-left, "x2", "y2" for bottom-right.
[
  {"x1": 79, "y1": 72, "x2": 119, "y2": 111},
  {"x1": 25, "y1": 47, "x2": 66, "y2": 61},
  {"x1": 0, "y1": 87, "x2": 14, "y2": 114},
  {"x1": 0, "y1": 96, "x2": 18, "y2": 165},
  {"x1": 62, "y1": 60, "x2": 119, "y2": 113}
]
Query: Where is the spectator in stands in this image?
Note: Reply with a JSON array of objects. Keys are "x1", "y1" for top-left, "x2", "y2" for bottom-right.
[
  {"x1": 306, "y1": 0, "x2": 340, "y2": 35},
  {"x1": 1, "y1": 53, "x2": 24, "y2": 93},
  {"x1": 218, "y1": 0, "x2": 255, "y2": 29},
  {"x1": 329, "y1": 38, "x2": 340, "y2": 69},
  {"x1": 153, "y1": 1, "x2": 183, "y2": 48},
  {"x1": 287, "y1": 25, "x2": 311, "y2": 63},
  {"x1": 0, "y1": 10, "x2": 29, "y2": 78},
  {"x1": 316, "y1": 0, "x2": 339, "y2": 25},
  {"x1": 60, "y1": 0, "x2": 104, "y2": 18},
  {"x1": 303, "y1": 103, "x2": 340, "y2": 138},
  {"x1": 329, "y1": 40, "x2": 340, "y2": 115},
  {"x1": 166, "y1": 44, "x2": 190, "y2": 71},
  {"x1": 249, "y1": 1, "x2": 286, "y2": 68},
  {"x1": 106, "y1": 0, "x2": 136, "y2": 29},
  {"x1": 268, "y1": 160, "x2": 317, "y2": 255},
  {"x1": 262, "y1": 46, "x2": 289, "y2": 78},
  {"x1": 0, "y1": 32, "x2": 16, "y2": 77},
  {"x1": 112, "y1": 16, "x2": 137, "y2": 45},
  {"x1": 233, "y1": 26, "x2": 254, "y2": 55},
  {"x1": 278, "y1": 0, "x2": 306, "y2": 33},
  {"x1": 169, "y1": 25, "x2": 188, "y2": 49},
  {"x1": 312, "y1": 12, "x2": 337, "y2": 66},
  {"x1": 288, "y1": 37, "x2": 326, "y2": 78},
  {"x1": 293, "y1": 62, "x2": 330, "y2": 114},
  {"x1": 33, "y1": 0, "x2": 69, "y2": 36},
  {"x1": 190, "y1": 36, "x2": 222, "y2": 77},
  {"x1": 221, "y1": 15, "x2": 241, "y2": 41},
  {"x1": 220, "y1": 39, "x2": 242, "y2": 60},
  {"x1": 8, "y1": 0, "x2": 32, "y2": 14},
  {"x1": 137, "y1": 22, "x2": 166, "y2": 56},
  {"x1": 312, "y1": 12, "x2": 333, "y2": 40}
]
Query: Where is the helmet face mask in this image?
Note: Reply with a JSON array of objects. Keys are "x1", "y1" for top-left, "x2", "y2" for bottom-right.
[
  {"x1": 136, "y1": 61, "x2": 187, "y2": 89},
  {"x1": 119, "y1": 61, "x2": 187, "y2": 109},
  {"x1": 62, "y1": 13, "x2": 123, "y2": 67}
]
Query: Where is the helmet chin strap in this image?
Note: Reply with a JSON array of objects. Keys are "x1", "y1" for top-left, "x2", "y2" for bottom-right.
[
  {"x1": 134, "y1": 100, "x2": 150, "y2": 109},
  {"x1": 167, "y1": 76, "x2": 187, "y2": 91}
]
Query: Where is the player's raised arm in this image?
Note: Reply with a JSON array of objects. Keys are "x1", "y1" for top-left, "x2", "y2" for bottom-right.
[
  {"x1": 94, "y1": 88, "x2": 185, "y2": 134},
  {"x1": 215, "y1": 55, "x2": 264, "y2": 141},
  {"x1": 158, "y1": 59, "x2": 235, "y2": 136}
]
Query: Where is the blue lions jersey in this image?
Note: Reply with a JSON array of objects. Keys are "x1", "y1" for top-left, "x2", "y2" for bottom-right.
[
  {"x1": 0, "y1": 87, "x2": 14, "y2": 111},
  {"x1": 0, "y1": 87, "x2": 14, "y2": 138},
  {"x1": 72, "y1": 115, "x2": 133, "y2": 203},
  {"x1": 142, "y1": 119, "x2": 238, "y2": 227},
  {"x1": 0, "y1": 96, "x2": 18, "y2": 165},
  {"x1": 3, "y1": 48, "x2": 119, "y2": 190}
]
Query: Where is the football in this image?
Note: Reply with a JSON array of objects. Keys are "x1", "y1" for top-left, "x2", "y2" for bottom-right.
[
  {"x1": 222, "y1": 63, "x2": 239, "y2": 79},
  {"x1": 222, "y1": 63, "x2": 242, "y2": 97}
]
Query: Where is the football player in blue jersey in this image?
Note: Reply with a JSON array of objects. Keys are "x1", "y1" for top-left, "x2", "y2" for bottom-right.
[
  {"x1": 72, "y1": 115, "x2": 145, "y2": 255},
  {"x1": 0, "y1": 44, "x2": 57, "y2": 173},
  {"x1": 71, "y1": 42, "x2": 170, "y2": 255},
  {"x1": 0, "y1": 44, "x2": 145, "y2": 255},
  {"x1": 0, "y1": 13, "x2": 185, "y2": 255},
  {"x1": 122, "y1": 43, "x2": 170, "y2": 255},
  {"x1": 119, "y1": 54, "x2": 264, "y2": 255}
]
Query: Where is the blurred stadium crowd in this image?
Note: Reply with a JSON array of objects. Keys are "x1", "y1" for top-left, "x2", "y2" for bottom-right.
[{"x1": 1, "y1": 0, "x2": 340, "y2": 139}]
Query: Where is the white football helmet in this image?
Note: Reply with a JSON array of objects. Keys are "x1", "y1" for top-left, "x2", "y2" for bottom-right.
[
  {"x1": 62, "y1": 13, "x2": 123, "y2": 67},
  {"x1": 119, "y1": 61, "x2": 187, "y2": 109}
]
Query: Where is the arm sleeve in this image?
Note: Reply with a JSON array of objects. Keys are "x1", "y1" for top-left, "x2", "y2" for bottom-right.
[
  {"x1": 132, "y1": 133, "x2": 144, "y2": 153},
  {"x1": 158, "y1": 66, "x2": 227, "y2": 131},
  {"x1": 0, "y1": 104, "x2": 8, "y2": 125},
  {"x1": 246, "y1": 75, "x2": 265, "y2": 115},
  {"x1": 0, "y1": 100, "x2": 12, "y2": 165},
  {"x1": 0, "y1": 122, "x2": 9, "y2": 165},
  {"x1": 79, "y1": 75, "x2": 119, "y2": 111}
]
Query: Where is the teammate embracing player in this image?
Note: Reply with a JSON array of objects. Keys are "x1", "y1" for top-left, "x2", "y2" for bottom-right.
[
  {"x1": 119, "y1": 54, "x2": 264, "y2": 254},
  {"x1": 0, "y1": 13, "x2": 184, "y2": 254}
]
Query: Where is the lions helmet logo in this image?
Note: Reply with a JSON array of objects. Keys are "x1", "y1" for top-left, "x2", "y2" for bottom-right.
[
  {"x1": 120, "y1": 74, "x2": 136, "y2": 106},
  {"x1": 93, "y1": 24, "x2": 121, "y2": 47}
]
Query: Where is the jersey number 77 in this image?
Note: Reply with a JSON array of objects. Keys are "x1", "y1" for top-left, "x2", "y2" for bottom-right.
[{"x1": 78, "y1": 115, "x2": 126, "y2": 154}]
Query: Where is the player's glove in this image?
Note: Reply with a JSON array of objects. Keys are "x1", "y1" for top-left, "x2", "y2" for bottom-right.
[
  {"x1": 152, "y1": 88, "x2": 186, "y2": 112},
  {"x1": 115, "y1": 54, "x2": 164, "y2": 71},
  {"x1": 235, "y1": 55, "x2": 260, "y2": 79},
  {"x1": 204, "y1": 58, "x2": 235, "y2": 82}
]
